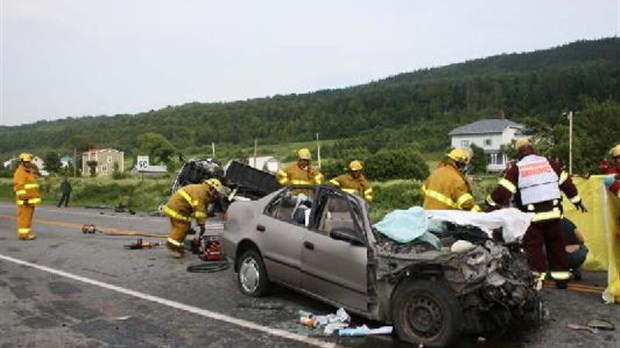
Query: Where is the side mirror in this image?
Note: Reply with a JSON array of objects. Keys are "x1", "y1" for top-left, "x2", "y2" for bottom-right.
[{"x1": 330, "y1": 228, "x2": 365, "y2": 246}]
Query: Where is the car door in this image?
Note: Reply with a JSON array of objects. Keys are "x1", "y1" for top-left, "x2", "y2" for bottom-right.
[
  {"x1": 257, "y1": 187, "x2": 314, "y2": 289},
  {"x1": 301, "y1": 192, "x2": 368, "y2": 311}
]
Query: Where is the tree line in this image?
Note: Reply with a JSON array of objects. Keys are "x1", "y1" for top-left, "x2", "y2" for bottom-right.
[{"x1": 1, "y1": 37, "x2": 618, "y2": 176}]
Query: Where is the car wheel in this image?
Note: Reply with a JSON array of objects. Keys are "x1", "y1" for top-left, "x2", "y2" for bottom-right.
[
  {"x1": 392, "y1": 279, "x2": 462, "y2": 348},
  {"x1": 237, "y1": 249, "x2": 271, "y2": 297}
]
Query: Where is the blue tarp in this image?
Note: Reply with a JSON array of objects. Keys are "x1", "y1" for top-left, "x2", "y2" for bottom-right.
[{"x1": 373, "y1": 207, "x2": 441, "y2": 249}]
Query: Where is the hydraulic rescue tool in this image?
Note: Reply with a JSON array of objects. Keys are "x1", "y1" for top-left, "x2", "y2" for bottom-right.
[
  {"x1": 123, "y1": 238, "x2": 162, "y2": 250},
  {"x1": 188, "y1": 234, "x2": 224, "y2": 261}
]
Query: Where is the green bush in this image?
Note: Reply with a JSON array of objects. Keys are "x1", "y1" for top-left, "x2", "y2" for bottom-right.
[
  {"x1": 319, "y1": 159, "x2": 348, "y2": 180},
  {"x1": 0, "y1": 178, "x2": 13, "y2": 200},
  {"x1": 369, "y1": 180, "x2": 424, "y2": 222},
  {"x1": 365, "y1": 148, "x2": 429, "y2": 181}
]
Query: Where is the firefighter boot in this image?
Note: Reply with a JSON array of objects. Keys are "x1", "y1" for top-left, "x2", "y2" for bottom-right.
[
  {"x1": 166, "y1": 240, "x2": 185, "y2": 258},
  {"x1": 18, "y1": 234, "x2": 36, "y2": 241}
]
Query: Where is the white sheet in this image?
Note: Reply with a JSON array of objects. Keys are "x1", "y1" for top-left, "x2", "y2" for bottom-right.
[{"x1": 425, "y1": 208, "x2": 534, "y2": 243}]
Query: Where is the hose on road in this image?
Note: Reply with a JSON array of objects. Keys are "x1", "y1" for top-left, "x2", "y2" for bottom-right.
[{"x1": 186, "y1": 260, "x2": 230, "y2": 273}]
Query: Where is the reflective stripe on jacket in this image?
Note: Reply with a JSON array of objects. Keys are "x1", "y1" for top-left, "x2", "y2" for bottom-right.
[
  {"x1": 277, "y1": 163, "x2": 324, "y2": 186},
  {"x1": 329, "y1": 173, "x2": 373, "y2": 202},
  {"x1": 13, "y1": 164, "x2": 41, "y2": 206},
  {"x1": 164, "y1": 184, "x2": 214, "y2": 224},
  {"x1": 422, "y1": 163, "x2": 480, "y2": 211}
]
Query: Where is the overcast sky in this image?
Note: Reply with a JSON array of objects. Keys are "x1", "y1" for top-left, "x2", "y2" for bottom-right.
[{"x1": 1, "y1": 0, "x2": 618, "y2": 126}]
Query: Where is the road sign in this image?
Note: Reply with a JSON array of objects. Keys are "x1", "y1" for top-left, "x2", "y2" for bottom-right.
[{"x1": 137, "y1": 156, "x2": 149, "y2": 170}]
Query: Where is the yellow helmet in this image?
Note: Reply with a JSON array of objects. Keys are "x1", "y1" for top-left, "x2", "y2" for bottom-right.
[
  {"x1": 349, "y1": 160, "x2": 363, "y2": 171},
  {"x1": 297, "y1": 148, "x2": 311, "y2": 160},
  {"x1": 514, "y1": 138, "x2": 531, "y2": 151},
  {"x1": 612, "y1": 144, "x2": 620, "y2": 157},
  {"x1": 19, "y1": 153, "x2": 33, "y2": 162},
  {"x1": 204, "y1": 178, "x2": 224, "y2": 192},
  {"x1": 447, "y1": 148, "x2": 471, "y2": 164}
]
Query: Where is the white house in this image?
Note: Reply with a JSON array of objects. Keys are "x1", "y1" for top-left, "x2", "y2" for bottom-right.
[
  {"x1": 247, "y1": 156, "x2": 281, "y2": 174},
  {"x1": 3, "y1": 156, "x2": 49, "y2": 176},
  {"x1": 449, "y1": 118, "x2": 525, "y2": 172}
]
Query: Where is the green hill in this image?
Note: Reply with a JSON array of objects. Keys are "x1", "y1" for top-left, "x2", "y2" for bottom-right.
[{"x1": 1, "y1": 37, "x2": 619, "y2": 173}]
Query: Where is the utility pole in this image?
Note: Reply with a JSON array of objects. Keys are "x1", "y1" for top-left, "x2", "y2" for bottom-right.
[
  {"x1": 73, "y1": 147, "x2": 77, "y2": 178},
  {"x1": 253, "y1": 137, "x2": 258, "y2": 168},
  {"x1": 568, "y1": 111, "x2": 573, "y2": 175},
  {"x1": 316, "y1": 133, "x2": 321, "y2": 169}
]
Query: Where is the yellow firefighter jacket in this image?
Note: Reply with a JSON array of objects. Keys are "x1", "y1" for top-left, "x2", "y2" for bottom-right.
[
  {"x1": 277, "y1": 163, "x2": 324, "y2": 186},
  {"x1": 13, "y1": 164, "x2": 41, "y2": 206},
  {"x1": 330, "y1": 173, "x2": 373, "y2": 202},
  {"x1": 163, "y1": 184, "x2": 215, "y2": 224},
  {"x1": 422, "y1": 163, "x2": 480, "y2": 211}
]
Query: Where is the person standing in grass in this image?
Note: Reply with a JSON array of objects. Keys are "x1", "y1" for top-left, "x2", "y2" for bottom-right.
[{"x1": 57, "y1": 178, "x2": 72, "y2": 208}]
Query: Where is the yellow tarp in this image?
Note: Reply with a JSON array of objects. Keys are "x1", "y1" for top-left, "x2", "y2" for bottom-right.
[{"x1": 564, "y1": 175, "x2": 619, "y2": 304}]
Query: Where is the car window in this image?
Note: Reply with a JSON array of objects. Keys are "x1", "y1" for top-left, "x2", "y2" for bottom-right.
[
  {"x1": 348, "y1": 196, "x2": 366, "y2": 231},
  {"x1": 264, "y1": 186, "x2": 315, "y2": 226},
  {"x1": 316, "y1": 194, "x2": 359, "y2": 236}
]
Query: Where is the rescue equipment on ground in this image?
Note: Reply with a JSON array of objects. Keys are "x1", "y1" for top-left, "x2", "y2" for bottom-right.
[
  {"x1": 186, "y1": 234, "x2": 229, "y2": 273},
  {"x1": 202, "y1": 235, "x2": 224, "y2": 261},
  {"x1": 124, "y1": 238, "x2": 162, "y2": 250},
  {"x1": 80, "y1": 223, "x2": 167, "y2": 239}
]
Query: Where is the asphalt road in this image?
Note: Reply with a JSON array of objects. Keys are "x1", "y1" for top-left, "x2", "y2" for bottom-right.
[{"x1": 0, "y1": 203, "x2": 618, "y2": 348}]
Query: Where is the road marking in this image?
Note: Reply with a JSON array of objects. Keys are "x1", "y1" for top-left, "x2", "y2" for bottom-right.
[
  {"x1": 0, "y1": 214, "x2": 168, "y2": 239},
  {"x1": 0, "y1": 203, "x2": 223, "y2": 227},
  {"x1": 0, "y1": 215, "x2": 222, "y2": 238},
  {"x1": 0, "y1": 203, "x2": 166, "y2": 222},
  {"x1": 0, "y1": 254, "x2": 340, "y2": 348}
]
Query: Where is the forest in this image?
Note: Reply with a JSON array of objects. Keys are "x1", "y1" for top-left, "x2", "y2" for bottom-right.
[{"x1": 1, "y1": 37, "x2": 618, "y2": 174}]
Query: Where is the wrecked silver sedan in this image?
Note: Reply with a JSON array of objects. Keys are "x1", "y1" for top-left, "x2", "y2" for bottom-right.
[{"x1": 221, "y1": 184, "x2": 541, "y2": 347}]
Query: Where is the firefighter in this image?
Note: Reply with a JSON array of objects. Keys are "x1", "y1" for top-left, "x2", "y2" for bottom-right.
[
  {"x1": 163, "y1": 178, "x2": 224, "y2": 258},
  {"x1": 276, "y1": 148, "x2": 324, "y2": 188},
  {"x1": 13, "y1": 153, "x2": 41, "y2": 240},
  {"x1": 485, "y1": 139, "x2": 587, "y2": 288},
  {"x1": 329, "y1": 160, "x2": 373, "y2": 203},
  {"x1": 422, "y1": 148, "x2": 481, "y2": 212},
  {"x1": 602, "y1": 144, "x2": 620, "y2": 198}
]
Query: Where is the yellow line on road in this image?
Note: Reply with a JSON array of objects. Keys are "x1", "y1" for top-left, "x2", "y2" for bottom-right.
[
  {"x1": 0, "y1": 214, "x2": 168, "y2": 239},
  {"x1": 543, "y1": 280, "x2": 605, "y2": 293}
]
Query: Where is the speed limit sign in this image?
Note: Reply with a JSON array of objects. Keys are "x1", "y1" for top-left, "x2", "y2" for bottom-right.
[{"x1": 137, "y1": 156, "x2": 149, "y2": 170}]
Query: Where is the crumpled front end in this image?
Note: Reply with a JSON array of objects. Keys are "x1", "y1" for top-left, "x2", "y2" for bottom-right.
[
  {"x1": 375, "y1": 237, "x2": 542, "y2": 334},
  {"x1": 440, "y1": 241, "x2": 542, "y2": 333}
]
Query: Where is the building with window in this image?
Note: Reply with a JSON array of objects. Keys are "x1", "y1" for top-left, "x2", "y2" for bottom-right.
[
  {"x1": 449, "y1": 118, "x2": 525, "y2": 172},
  {"x1": 81, "y1": 148, "x2": 124, "y2": 176},
  {"x1": 3, "y1": 155, "x2": 49, "y2": 176}
]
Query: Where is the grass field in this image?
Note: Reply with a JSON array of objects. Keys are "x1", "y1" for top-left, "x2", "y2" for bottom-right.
[
  {"x1": 0, "y1": 169, "x2": 500, "y2": 223},
  {"x1": 0, "y1": 176, "x2": 173, "y2": 213}
]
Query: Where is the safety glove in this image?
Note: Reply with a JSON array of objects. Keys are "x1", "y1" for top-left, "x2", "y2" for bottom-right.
[{"x1": 574, "y1": 200, "x2": 588, "y2": 213}]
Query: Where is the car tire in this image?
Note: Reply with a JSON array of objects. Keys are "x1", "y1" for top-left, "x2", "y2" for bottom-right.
[
  {"x1": 392, "y1": 279, "x2": 462, "y2": 348},
  {"x1": 237, "y1": 249, "x2": 272, "y2": 297}
]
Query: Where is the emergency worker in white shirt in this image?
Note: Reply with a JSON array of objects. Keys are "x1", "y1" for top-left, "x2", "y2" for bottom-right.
[{"x1": 486, "y1": 139, "x2": 586, "y2": 288}]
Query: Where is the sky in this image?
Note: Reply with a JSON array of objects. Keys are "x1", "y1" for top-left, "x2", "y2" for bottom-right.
[{"x1": 1, "y1": 0, "x2": 618, "y2": 127}]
